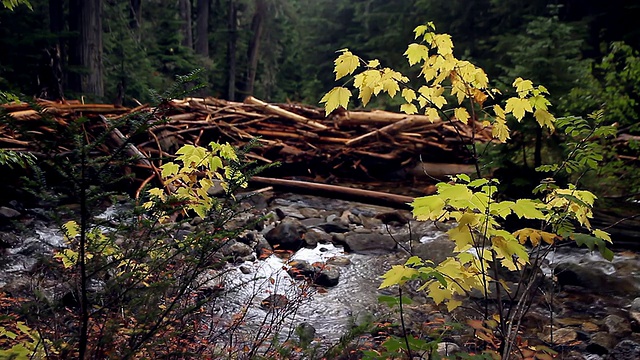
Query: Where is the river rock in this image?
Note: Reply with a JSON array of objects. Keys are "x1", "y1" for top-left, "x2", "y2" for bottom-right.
[
  {"x1": 375, "y1": 210, "x2": 409, "y2": 226},
  {"x1": 299, "y1": 208, "x2": 320, "y2": 218},
  {"x1": 542, "y1": 327, "x2": 578, "y2": 344},
  {"x1": 206, "y1": 180, "x2": 225, "y2": 196},
  {"x1": 261, "y1": 294, "x2": 288, "y2": 310},
  {"x1": 0, "y1": 206, "x2": 21, "y2": 219},
  {"x1": 288, "y1": 260, "x2": 316, "y2": 279},
  {"x1": 317, "y1": 220, "x2": 350, "y2": 233},
  {"x1": 609, "y1": 340, "x2": 640, "y2": 360},
  {"x1": 604, "y1": 314, "x2": 632, "y2": 337},
  {"x1": 326, "y1": 256, "x2": 351, "y2": 266},
  {"x1": 0, "y1": 232, "x2": 20, "y2": 250},
  {"x1": 437, "y1": 342, "x2": 461, "y2": 357},
  {"x1": 296, "y1": 322, "x2": 316, "y2": 345},
  {"x1": 587, "y1": 331, "x2": 617, "y2": 354},
  {"x1": 265, "y1": 218, "x2": 306, "y2": 251},
  {"x1": 412, "y1": 237, "x2": 455, "y2": 264},
  {"x1": 554, "y1": 262, "x2": 640, "y2": 296},
  {"x1": 254, "y1": 234, "x2": 273, "y2": 258},
  {"x1": 342, "y1": 232, "x2": 397, "y2": 254},
  {"x1": 303, "y1": 228, "x2": 332, "y2": 248},
  {"x1": 224, "y1": 242, "x2": 254, "y2": 258},
  {"x1": 316, "y1": 267, "x2": 340, "y2": 287}
]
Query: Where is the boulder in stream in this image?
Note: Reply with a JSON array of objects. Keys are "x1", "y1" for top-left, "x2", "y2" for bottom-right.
[
  {"x1": 341, "y1": 232, "x2": 397, "y2": 254},
  {"x1": 265, "y1": 218, "x2": 307, "y2": 251}
]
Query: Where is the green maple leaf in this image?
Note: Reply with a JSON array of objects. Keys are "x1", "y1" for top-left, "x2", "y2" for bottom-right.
[
  {"x1": 320, "y1": 87, "x2": 351, "y2": 114},
  {"x1": 511, "y1": 199, "x2": 545, "y2": 219}
]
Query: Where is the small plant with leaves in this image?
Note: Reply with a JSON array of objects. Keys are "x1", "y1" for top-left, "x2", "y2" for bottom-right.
[{"x1": 322, "y1": 21, "x2": 614, "y2": 359}]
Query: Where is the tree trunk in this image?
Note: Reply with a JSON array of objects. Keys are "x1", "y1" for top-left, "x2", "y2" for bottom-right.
[
  {"x1": 179, "y1": 0, "x2": 193, "y2": 49},
  {"x1": 46, "y1": 0, "x2": 65, "y2": 100},
  {"x1": 49, "y1": 0, "x2": 64, "y2": 35},
  {"x1": 69, "y1": 0, "x2": 104, "y2": 97},
  {"x1": 129, "y1": 0, "x2": 142, "y2": 31},
  {"x1": 244, "y1": 0, "x2": 266, "y2": 97},
  {"x1": 195, "y1": 0, "x2": 209, "y2": 56},
  {"x1": 534, "y1": 126, "x2": 542, "y2": 169},
  {"x1": 227, "y1": 0, "x2": 237, "y2": 100}
]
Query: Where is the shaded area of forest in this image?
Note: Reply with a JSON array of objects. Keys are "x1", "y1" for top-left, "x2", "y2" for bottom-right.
[{"x1": 0, "y1": 0, "x2": 639, "y2": 106}]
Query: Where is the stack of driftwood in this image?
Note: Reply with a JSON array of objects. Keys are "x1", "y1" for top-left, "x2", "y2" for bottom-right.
[{"x1": 1, "y1": 96, "x2": 494, "y2": 205}]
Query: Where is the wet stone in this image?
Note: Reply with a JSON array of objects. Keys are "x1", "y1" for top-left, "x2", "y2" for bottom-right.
[
  {"x1": 317, "y1": 220, "x2": 350, "y2": 234},
  {"x1": 587, "y1": 332, "x2": 617, "y2": 354},
  {"x1": 609, "y1": 340, "x2": 640, "y2": 360},
  {"x1": 326, "y1": 256, "x2": 351, "y2": 266},
  {"x1": 343, "y1": 232, "x2": 397, "y2": 254},
  {"x1": 299, "y1": 208, "x2": 319, "y2": 218},
  {"x1": 300, "y1": 217, "x2": 325, "y2": 228},
  {"x1": 0, "y1": 206, "x2": 21, "y2": 219},
  {"x1": 265, "y1": 218, "x2": 307, "y2": 251},
  {"x1": 604, "y1": 314, "x2": 632, "y2": 337},
  {"x1": 542, "y1": 327, "x2": 578, "y2": 344},
  {"x1": 316, "y1": 267, "x2": 340, "y2": 287},
  {"x1": 437, "y1": 342, "x2": 461, "y2": 357},
  {"x1": 261, "y1": 294, "x2": 288, "y2": 310}
]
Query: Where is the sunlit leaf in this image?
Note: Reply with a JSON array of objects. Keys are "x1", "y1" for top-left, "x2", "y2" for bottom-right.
[
  {"x1": 320, "y1": 87, "x2": 352, "y2": 114},
  {"x1": 334, "y1": 50, "x2": 360, "y2": 80}
]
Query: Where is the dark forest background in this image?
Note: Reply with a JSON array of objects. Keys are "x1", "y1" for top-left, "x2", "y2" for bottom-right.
[{"x1": 0, "y1": 0, "x2": 639, "y2": 107}]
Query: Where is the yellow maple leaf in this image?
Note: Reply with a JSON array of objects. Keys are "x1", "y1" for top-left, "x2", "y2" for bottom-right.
[
  {"x1": 334, "y1": 50, "x2": 360, "y2": 80},
  {"x1": 505, "y1": 97, "x2": 533, "y2": 121},
  {"x1": 359, "y1": 86, "x2": 373, "y2": 106},
  {"x1": 513, "y1": 77, "x2": 534, "y2": 96},
  {"x1": 367, "y1": 59, "x2": 380, "y2": 68},
  {"x1": 402, "y1": 88, "x2": 416, "y2": 103},
  {"x1": 379, "y1": 265, "x2": 418, "y2": 289},
  {"x1": 455, "y1": 107, "x2": 470, "y2": 124},
  {"x1": 405, "y1": 43, "x2": 429, "y2": 66},
  {"x1": 425, "y1": 107, "x2": 440, "y2": 122},
  {"x1": 400, "y1": 103, "x2": 418, "y2": 114},
  {"x1": 320, "y1": 87, "x2": 351, "y2": 114},
  {"x1": 413, "y1": 24, "x2": 429, "y2": 38},
  {"x1": 492, "y1": 117, "x2": 510, "y2": 142},
  {"x1": 534, "y1": 108, "x2": 555, "y2": 130},
  {"x1": 433, "y1": 34, "x2": 454, "y2": 56}
]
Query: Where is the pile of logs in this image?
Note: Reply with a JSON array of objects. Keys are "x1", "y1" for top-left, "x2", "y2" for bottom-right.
[
  {"x1": 1, "y1": 96, "x2": 491, "y2": 177},
  {"x1": 1, "y1": 96, "x2": 503, "y2": 204}
]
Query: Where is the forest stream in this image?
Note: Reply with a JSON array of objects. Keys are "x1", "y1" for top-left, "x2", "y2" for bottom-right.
[{"x1": 1, "y1": 191, "x2": 640, "y2": 358}]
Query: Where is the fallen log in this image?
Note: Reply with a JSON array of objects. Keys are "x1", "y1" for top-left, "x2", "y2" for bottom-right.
[
  {"x1": 245, "y1": 96, "x2": 328, "y2": 130},
  {"x1": 336, "y1": 109, "x2": 439, "y2": 126},
  {"x1": 250, "y1": 176, "x2": 414, "y2": 209},
  {"x1": 346, "y1": 118, "x2": 423, "y2": 147}
]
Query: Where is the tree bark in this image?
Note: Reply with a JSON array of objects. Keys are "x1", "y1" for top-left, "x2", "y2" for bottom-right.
[
  {"x1": 195, "y1": 0, "x2": 209, "y2": 57},
  {"x1": 46, "y1": 0, "x2": 65, "y2": 100},
  {"x1": 69, "y1": 0, "x2": 104, "y2": 97},
  {"x1": 244, "y1": 0, "x2": 266, "y2": 97},
  {"x1": 129, "y1": 0, "x2": 142, "y2": 31},
  {"x1": 227, "y1": 0, "x2": 237, "y2": 100},
  {"x1": 179, "y1": 0, "x2": 193, "y2": 49}
]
